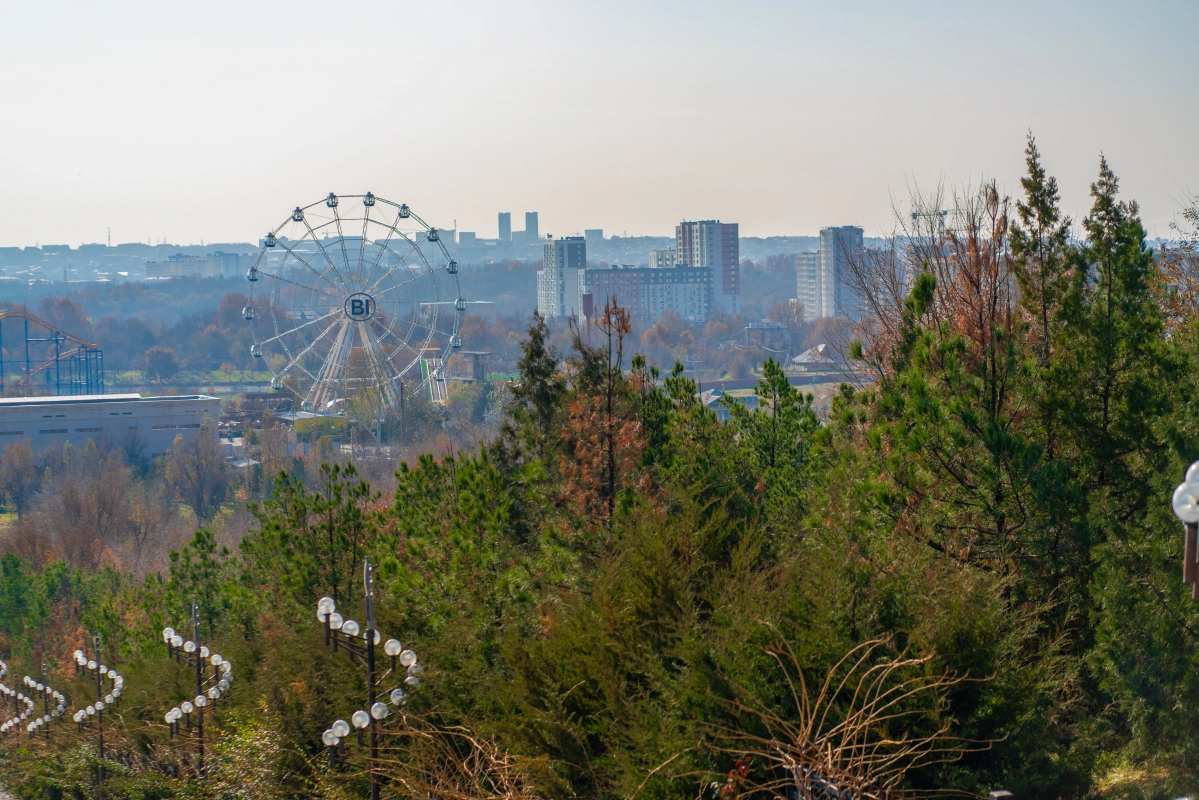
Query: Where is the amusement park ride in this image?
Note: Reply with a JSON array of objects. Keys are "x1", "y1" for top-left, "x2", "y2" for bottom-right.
[
  {"x1": 0, "y1": 309, "x2": 105, "y2": 397},
  {"x1": 244, "y1": 192, "x2": 464, "y2": 420}
]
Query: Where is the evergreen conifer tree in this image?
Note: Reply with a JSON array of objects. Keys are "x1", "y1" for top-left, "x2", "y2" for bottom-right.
[{"x1": 1011, "y1": 133, "x2": 1072, "y2": 367}]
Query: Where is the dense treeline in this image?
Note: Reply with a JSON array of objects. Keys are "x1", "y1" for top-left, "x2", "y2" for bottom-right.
[
  {"x1": 5, "y1": 259, "x2": 822, "y2": 387},
  {"x1": 0, "y1": 140, "x2": 1198, "y2": 800}
]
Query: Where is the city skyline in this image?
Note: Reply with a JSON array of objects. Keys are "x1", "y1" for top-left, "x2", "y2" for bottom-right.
[{"x1": 1, "y1": 1, "x2": 1196, "y2": 247}]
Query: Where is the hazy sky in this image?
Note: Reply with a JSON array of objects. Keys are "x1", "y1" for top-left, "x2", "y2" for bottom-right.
[{"x1": 1, "y1": 1, "x2": 1196, "y2": 247}]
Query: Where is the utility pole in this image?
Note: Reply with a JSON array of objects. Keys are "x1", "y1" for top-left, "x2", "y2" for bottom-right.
[
  {"x1": 95, "y1": 633, "x2": 105, "y2": 799},
  {"x1": 193, "y1": 601, "x2": 205, "y2": 777},
  {"x1": 365, "y1": 560, "x2": 380, "y2": 800},
  {"x1": 40, "y1": 663, "x2": 49, "y2": 740}
]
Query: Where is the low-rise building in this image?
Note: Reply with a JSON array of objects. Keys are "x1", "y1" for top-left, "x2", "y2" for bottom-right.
[
  {"x1": 583, "y1": 264, "x2": 713, "y2": 325},
  {"x1": 697, "y1": 388, "x2": 760, "y2": 422},
  {"x1": 145, "y1": 252, "x2": 243, "y2": 279},
  {"x1": 0, "y1": 393, "x2": 220, "y2": 455},
  {"x1": 744, "y1": 321, "x2": 791, "y2": 352},
  {"x1": 792, "y1": 343, "x2": 840, "y2": 371}
]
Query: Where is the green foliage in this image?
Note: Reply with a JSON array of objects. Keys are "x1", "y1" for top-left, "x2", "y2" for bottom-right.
[
  {"x1": 498, "y1": 312, "x2": 564, "y2": 463},
  {"x1": 0, "y1": 146, "x2": 1198, "y2": 800},
  {"x1": 241, "y1": 463, "x2": 378, "y2": 609},
  {"x1": 725, "y1": 358, "x2": 820, "y2": 534},
  {"x1": 168, "y1": 528, "x2": 235, "y2": 631}
]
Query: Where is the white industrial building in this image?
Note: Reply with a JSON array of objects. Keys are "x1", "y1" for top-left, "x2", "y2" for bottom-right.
[{"x1": 0, "y1": 393, "x2": 220, "y2": 455}]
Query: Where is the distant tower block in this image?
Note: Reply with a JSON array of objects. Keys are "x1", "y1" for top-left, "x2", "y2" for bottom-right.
[
  {"x1": 525, "y1": 212, "x2": 539, "y2": 241},
  {"x1": 498, "y1": 212, "x2": 512, "y2": 242}
]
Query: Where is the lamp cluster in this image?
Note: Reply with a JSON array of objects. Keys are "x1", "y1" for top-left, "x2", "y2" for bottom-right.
[
  {"x1": 71, "y1": 649, "x2": 125, "y2": 727},
  {"x1": 159, "y1": 627, "x2": 233, "y2": 736},
  {"x1": 315, "y1": 595, "x2": 423, "y2": 759},
  {"x1": 20, "y1": 673, "x2": 65, "y2": 737},
  {"x1": 0, "y1": 660, "x2": 37, "y2": 736}
]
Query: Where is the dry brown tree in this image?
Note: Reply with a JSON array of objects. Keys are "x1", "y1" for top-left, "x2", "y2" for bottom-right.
[
  {"x1": 559, "y1": 298, "x2": 647, "y2": 531},
  {"x1": 1159, "y1": 194, "x2": 1199, "y2": 339},
  {"x1": 164, "y1": 415, "x2": 229, "y2": 520},
  {"x1": 372, "y1": 712, "x2": 540, "y2": 800},
  {"x1": 842, "y1": 180, "x2": 1016, "y2": 384},
  {"x1": 704, "y1": 631, "x2": 986, "y2": 800}
]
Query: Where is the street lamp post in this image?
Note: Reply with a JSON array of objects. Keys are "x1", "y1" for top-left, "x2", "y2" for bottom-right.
[
  {"x1": 0, "y1": 658, "x2": 36, "y2": 736},
  {"x1": 1172, "y1": 462, "x2": 1199, "y2": 598},
  {"x1": 22, "y1": 666, "x2": 65, "y2": 740},
  {"x1": 317, "y1": 558, "x2": 422, "y2": 800},
  {"x1": 72, "y1": 633, "x2": 126, "y2": 800},
  {"x1": 160, "y1": 602, "x2": 234, "y2": 779}
]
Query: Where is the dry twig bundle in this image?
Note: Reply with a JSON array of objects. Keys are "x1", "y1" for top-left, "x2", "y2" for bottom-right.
[
  {"x1": 705, "y1": 631, "x2": 986, "y2": 800},
  {"x1": 374, "y1": 712, "x2": 539, "y2": 800}
]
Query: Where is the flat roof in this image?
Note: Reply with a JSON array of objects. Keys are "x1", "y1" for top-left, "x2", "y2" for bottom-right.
[{"x1": 0, "y1": 393, "x2": 217, "y2": 407}]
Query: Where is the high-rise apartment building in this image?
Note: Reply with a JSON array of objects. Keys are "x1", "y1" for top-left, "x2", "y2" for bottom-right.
[
  {"x1": 676, "y1": 220, "x2": 739, "y2": 315},
  {"x1": 795, "y1": 252, "x2": 822, "y2": 322},
  {"x1": 793, "y1": 228, "x2": 865, "y2": 320},
  {"x1": 498, "y1": 212, "x2": 512, "y2": 242},
  {"x1": 525, "y1": 212, "x2": 539, "y2": 241},
  {"x1": 649, "y1": 249, "x2": 677, "y2": 270},
  {"x1": 536, "y1": 236, "x2": 586, "y2": 320},
  {"x1": 819, "y1": 226, "x2": 864, "y2": 320}
]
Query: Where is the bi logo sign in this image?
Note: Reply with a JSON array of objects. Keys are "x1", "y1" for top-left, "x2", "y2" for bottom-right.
[{"x1": 344, "y1": 293, "x2": 376, "y2": 321}]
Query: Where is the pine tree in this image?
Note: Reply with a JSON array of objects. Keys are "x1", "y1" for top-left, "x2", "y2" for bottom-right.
[
  {"x1": 1064, "y1": 155, "x2": 1176, "y2": 506},
  {"x1": 726, "y1": 358, "x2": 819, "y2": 531},
  {"x1": 1011, "y1": 132, "x2": 1072, "y2": 367},
  {"x1": 499, "y1": 312, "x2": 564, "y2": 462}
]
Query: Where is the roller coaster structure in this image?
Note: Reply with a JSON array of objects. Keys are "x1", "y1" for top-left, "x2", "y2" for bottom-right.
[{"x1": 0, "y1": 309, "x2": 105, "y2": 397}]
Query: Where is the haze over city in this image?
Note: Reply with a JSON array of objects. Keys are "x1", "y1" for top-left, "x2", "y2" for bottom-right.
[
  {"x1": 2, "y1": 0, "x2": 1196, "y2": 246},
  {"x1": 4, "y1": 4, "x2": 1199, "y2": 800}
]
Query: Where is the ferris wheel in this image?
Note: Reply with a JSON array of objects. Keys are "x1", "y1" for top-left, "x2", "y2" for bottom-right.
[{"x1": 244, "y1": 192, "x2": 462, "y2": 416}]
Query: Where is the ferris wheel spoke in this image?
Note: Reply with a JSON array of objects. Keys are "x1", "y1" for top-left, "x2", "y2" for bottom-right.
[
  {"x1": 357, "y1": 203, "x2": 373, "y2": 286},
  {"x1": 374, "y1": 318, "x2": 416, "y2": 355},
  {"x1": 366, "y1": 271, "x2": 428, "y2": 305},
  {"x1": 384, "y1": 326, "x2": 438, "y2": 367},
  {"x1": 264, "y1": 268, "x2": 343, "y2": 303},
  {"x1": 299, "y1": 216, "x2": 353, "y2": 294},
  {"x1": 308, "y1": 322, "x2": 354, "y2": 411},
  {"x1": 359, "y1": 221, "x2": 417, "y2": 295},
  {"x1": 273, "y1": 242, "x2": 345, "y2": 297},
  {"x1": 330, "y1": 203, "x2": 355, "y2": 290},
  {"x1": 363, "y1": 236, "x2": 425, "y2": 296},
  {"x1": 355, "y1": 322, "x2": 400, "y2": 408},
  {"x1": 378, "y1": 313, "x2": 445, "y2": 348},
  {"x1": 373, "y1": 232, "x2": 428, "y2": 267},
  {"x1": 277, "y1": 316, "x2": 344, "y2": 383},
  {"x1": 259, "y1": 309, "x2": 340, "y2": 346}
]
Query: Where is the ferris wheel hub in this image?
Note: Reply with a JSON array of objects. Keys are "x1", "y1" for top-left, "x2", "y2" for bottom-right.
[{"x1": 344, "y1": 293, "x2": 376, "y2": 322}]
